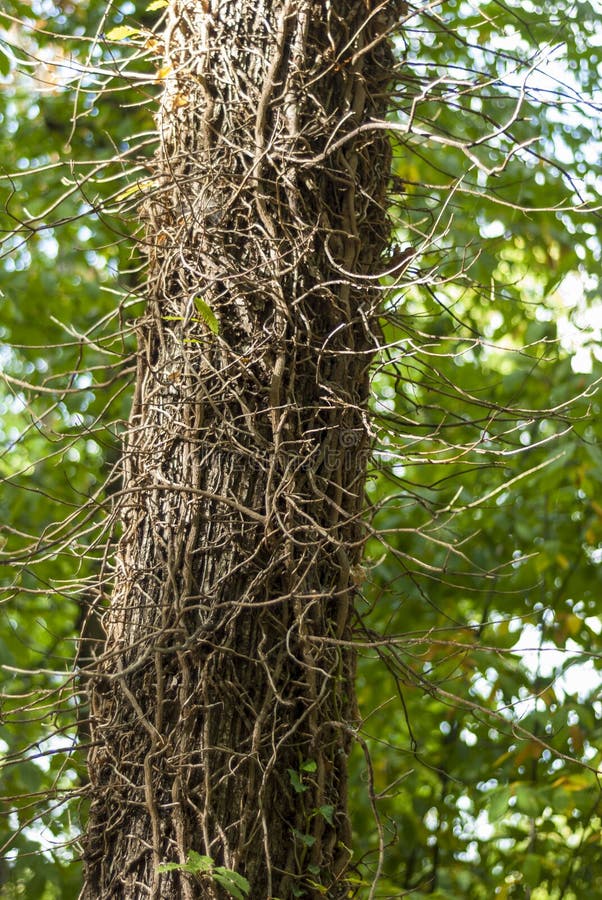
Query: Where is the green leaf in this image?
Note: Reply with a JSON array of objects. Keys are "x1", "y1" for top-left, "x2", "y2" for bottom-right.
[
  {"x1": 213, "y1": 867, "x2": 250, "y2": 900},
  {"x1": 306, "y1": 880, "x2": 328, "y2": 894},
  {"x1": 522, "y1": 853, "x2": 542, "y2": 887},
  {"x1": 106, "y1": 25, "x2": 141, "y2": 41},
  {"x1": 157, "y1": 862, "x2": 182, "y2": 873},
  {"x1": 193, "y1": 297, "x2": 219, "y2": 334},
  {"x1": 287, "y1": 768, "x2": 308, "y2": 794},
  {"x1": 292, "y1": 829, "x2": 316, "y2": 848},
  {"x1": 300, "y1": 759, "x2": 317, "y2": 773},
  {"x1": 186, "y1": 852, "x2": 214, "y2": 874},
  {"x1": 147, "y1": 0, "x2": 169, "y2": 9},
  {"x1": 345, "y1": 874, "x2": 371, "y2": 887},
  {"x1": 157, "y1": 852, "x2": 213, "y2": 875},
  {"x1": 0, "y1": 48, "x2": 11, "y2": 78},
  {"x1": 317, "y1": 804, "x2": 334, "y2": 825},
  {"x1": 515, "y1": 784, "x2": 542, "y2": 818},
  {"x1": 487, "y1": 785, "x2": 511, "y2": 821}
]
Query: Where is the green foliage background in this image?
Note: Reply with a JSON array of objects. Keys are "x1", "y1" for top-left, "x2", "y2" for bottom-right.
[{"x1": 0, "y1": 1, "x2": 601, "y2": 897}]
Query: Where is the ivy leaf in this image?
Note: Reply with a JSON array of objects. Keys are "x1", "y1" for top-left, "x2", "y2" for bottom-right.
[
  {"x1": 287, "y1": 768, "x2": 307, "y2": 794},
  {"x1": 292, "y1": 829, "x2": 316, "y2": 848},
  {"x1": 194, "y1": 297, "x2": 219, "y2": 334},
  {"x1": 213, "y1": 867, "x2": 250, "y2": 900},
  {"x1": 317, "y1": 805, "x2": 334, "y2": 826},
  {"x1": 157, "y1": 862, "x2": 182, "y2": 873},
  {"x1": 306, "y1": 880, "x2": 329, "y2": 895},
  {"x1": 300, "y1": 759, "x2": 317, "y2": 773},
  {"x1": 186, "y1": 852, "x2": 214, "y2": 874},
  {"x1": 157, "y1": 852, "x2": 213, "y2": 875}
]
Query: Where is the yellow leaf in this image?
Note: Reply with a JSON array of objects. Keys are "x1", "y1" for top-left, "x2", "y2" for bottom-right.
[
  {"x1": 564, "y1": 613, "x2": 582, "y2": 637},
  {"x1": 552, "y1": 773, "x2": 592, "y2": 791},
  {"x1": 113, "y1": 178, "x2": 156, "y2": 203},
  {"x1": 540, "y1": 685, "x2": 556, "y2": 707},
  {"x1": 106, "y1": 25, "x2": 140, "y2": 41},
  {"x1": 491, "y1": 749, "x2": 515, "y2": 769}
]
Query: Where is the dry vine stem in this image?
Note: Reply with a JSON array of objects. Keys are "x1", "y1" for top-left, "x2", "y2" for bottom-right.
[{"x1": 82, "y1": 1, "x2": 397, "y2": 897}]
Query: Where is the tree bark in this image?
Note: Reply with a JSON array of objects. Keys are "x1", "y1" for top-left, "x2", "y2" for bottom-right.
[{"x1": 82, "y1": 1, "x2": 394, "y2": 897}]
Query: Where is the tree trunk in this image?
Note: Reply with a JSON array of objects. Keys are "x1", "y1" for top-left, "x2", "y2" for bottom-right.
[{"x1": 82, "y1": 1, "x2": 394, "y2": 897}]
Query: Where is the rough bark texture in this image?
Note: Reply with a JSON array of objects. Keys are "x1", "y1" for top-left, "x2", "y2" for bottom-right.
[{"x1": 82, "y1": 1, "x2": 394, "y2": 897}]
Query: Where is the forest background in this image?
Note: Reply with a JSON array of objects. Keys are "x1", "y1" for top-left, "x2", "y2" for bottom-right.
[{"x1": 0, "y1": 0, "x2": 601, "y2": 897}]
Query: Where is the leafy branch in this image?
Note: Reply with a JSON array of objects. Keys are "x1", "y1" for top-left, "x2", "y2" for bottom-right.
[{"x1": 158, "y1": 851, "x2": 250, "y2": 900}]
